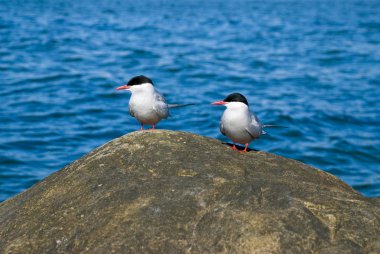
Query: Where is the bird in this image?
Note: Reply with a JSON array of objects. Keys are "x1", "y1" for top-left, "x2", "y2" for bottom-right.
[
  {"x1": 116, "y1": 75, "x2": 192, "y2": 130},
  {"x1": 212, "y1": 93, "x2": 263, "y2": 153}
]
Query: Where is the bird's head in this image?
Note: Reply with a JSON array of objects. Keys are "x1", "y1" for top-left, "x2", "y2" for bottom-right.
[
  {"x1": 211, "y1": 93, "x2": 249, "y2": 108},
  {"x1": 116, "y1": 75, "x2": 154, "y2": 93}
]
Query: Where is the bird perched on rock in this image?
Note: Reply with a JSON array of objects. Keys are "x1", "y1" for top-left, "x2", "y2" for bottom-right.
[
  {"x1": 116, "y1": 75, "x2": 192, "y2": 130},
  {"x1": 212, "y1": 93, "x2": 264, "y2": 153}
]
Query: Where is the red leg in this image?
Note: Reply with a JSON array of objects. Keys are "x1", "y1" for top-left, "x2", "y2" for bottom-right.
[
  {"x1": 150, "y1": 124, "x2": 156, "y2": 130},
  {"x1": 231, "y1": 141, "x2": 238, "y2": 151},
  {"x1": 243, "y1": 143, "x2": 249, "y2": 153}
]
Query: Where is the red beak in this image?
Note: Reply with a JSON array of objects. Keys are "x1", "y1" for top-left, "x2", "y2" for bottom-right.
[
  {"x1": 211, "y1": 101, "x2": 227, "y2": 105},
  {"x1": 116, "y1": 85, "x2": 131, "y2": 91}
]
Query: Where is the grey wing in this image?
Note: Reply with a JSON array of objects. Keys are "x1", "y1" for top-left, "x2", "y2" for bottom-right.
[
  {"x1": 245, "y1": 113, "x2": 263, "y2": 139},
  {"x1": 220, "y1": 121, "x2": 226, "y2": 136},
  {"x1": 128, "y1": 103, "x2": 135, "y2": 117},
  {"x1": 153, "y1": 92, "x2": 169, "y2": 119}
]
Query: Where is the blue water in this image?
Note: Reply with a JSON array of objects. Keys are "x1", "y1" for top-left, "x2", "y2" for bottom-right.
[{"x1": 1, "y1": 0, "x2": 380, "y2": 201}]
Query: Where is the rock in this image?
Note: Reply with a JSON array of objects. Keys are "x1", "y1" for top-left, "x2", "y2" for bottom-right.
[{"x1": 0, "y1": 130, "x2": 379, "y2": 253}]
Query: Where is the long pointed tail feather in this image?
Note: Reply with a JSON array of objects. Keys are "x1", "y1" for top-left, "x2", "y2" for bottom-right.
[
  {"x1": 168, "y1": 103, "x2": 195, "y2": 108},
  {"x1": 262, "y1": 124, "x2": 288, "y2": 128}
]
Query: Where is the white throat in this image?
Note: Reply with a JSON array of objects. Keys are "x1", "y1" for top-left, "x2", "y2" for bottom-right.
[
  {"x1": 129, "y1": 83, "x2": 155, "y2": 94},
  {"x1": 225, "y1": 101, "x2": 249, "y2": 110}
]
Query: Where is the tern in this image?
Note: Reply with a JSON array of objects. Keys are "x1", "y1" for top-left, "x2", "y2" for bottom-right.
[
  {"x1": 116, "y1": 75, "x2": 192, "y2": 130},
  {"x1": 212, "y1": 93, "x2": 264, "y2": 153}
]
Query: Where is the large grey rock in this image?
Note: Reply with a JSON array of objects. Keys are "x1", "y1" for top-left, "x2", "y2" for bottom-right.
[{"x1": 0, "y1": 130, "x2": 379, "y2": 253}]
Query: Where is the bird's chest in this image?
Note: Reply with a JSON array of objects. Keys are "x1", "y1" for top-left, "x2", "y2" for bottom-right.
[
  {"x1": 130, "y1": 96, "x2": 153, "y2": 111},
  {"x1": 222, "y1": 110, "x2": 249, "y2": 131},
  {"x1": 129, "y1": 94, "x2": 157, "y2": 119}
]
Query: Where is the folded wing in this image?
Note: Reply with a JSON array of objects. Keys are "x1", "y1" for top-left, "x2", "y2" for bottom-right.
[{"x1": 153, "y1": 92, "x2": 169, "y2": 119}]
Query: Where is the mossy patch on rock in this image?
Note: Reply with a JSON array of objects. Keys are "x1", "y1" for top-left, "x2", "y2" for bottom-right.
[{"x1": 0, "y1": 130, "x2": 379, "y2": 253}]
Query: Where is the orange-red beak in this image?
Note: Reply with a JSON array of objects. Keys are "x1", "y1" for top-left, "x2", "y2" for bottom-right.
[
  {"x1": 116, "y1": 85, "x2": 131, "y2": 91},
  {"x1": 211, "y1": 101, "x2": 227, "y2": 105}
]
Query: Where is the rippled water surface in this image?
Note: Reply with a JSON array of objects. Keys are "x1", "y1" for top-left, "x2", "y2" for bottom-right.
[{"x1": 1, "y1": 0, "x2": 380, "y2": 200}]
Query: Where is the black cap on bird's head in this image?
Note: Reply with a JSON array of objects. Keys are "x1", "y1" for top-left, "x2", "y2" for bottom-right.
[
  {"x1": 212, "y1": 93, "x2": 249, "y2": 106},
  {"x1": 126, "y1": 75, "x2": 153, "y2": 86},
  {"x1": 223, "y1": 93, "x2": 249, "y2": 105},
  {"x1": 116, "y1": 75, "x2": 153, "y2": 90}
]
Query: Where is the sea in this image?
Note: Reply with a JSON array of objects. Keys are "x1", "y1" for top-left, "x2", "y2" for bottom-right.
[{"x1": 1, "y1": 0, "x2": 379, "y2": 201}]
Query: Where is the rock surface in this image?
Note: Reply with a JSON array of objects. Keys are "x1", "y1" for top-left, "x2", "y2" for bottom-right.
[{"x1": 0, "y1": 130, "x2": 379, "y2": 253}]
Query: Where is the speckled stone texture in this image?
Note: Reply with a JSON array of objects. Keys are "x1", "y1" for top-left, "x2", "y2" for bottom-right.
[{"x1": 0, "y1": 130, "x2": 379, "y2": 253}]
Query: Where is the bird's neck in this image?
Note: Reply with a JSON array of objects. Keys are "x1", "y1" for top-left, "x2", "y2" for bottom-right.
[
  {"x1": 225, "y1": 102, "x2": 249, "y2": 112},
  {"x1": 131, "y1": 83, "x2": 155, "y2": 96},
  {"x1": 140, "y1": 83, "x2": 155, "y2": 93}
]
